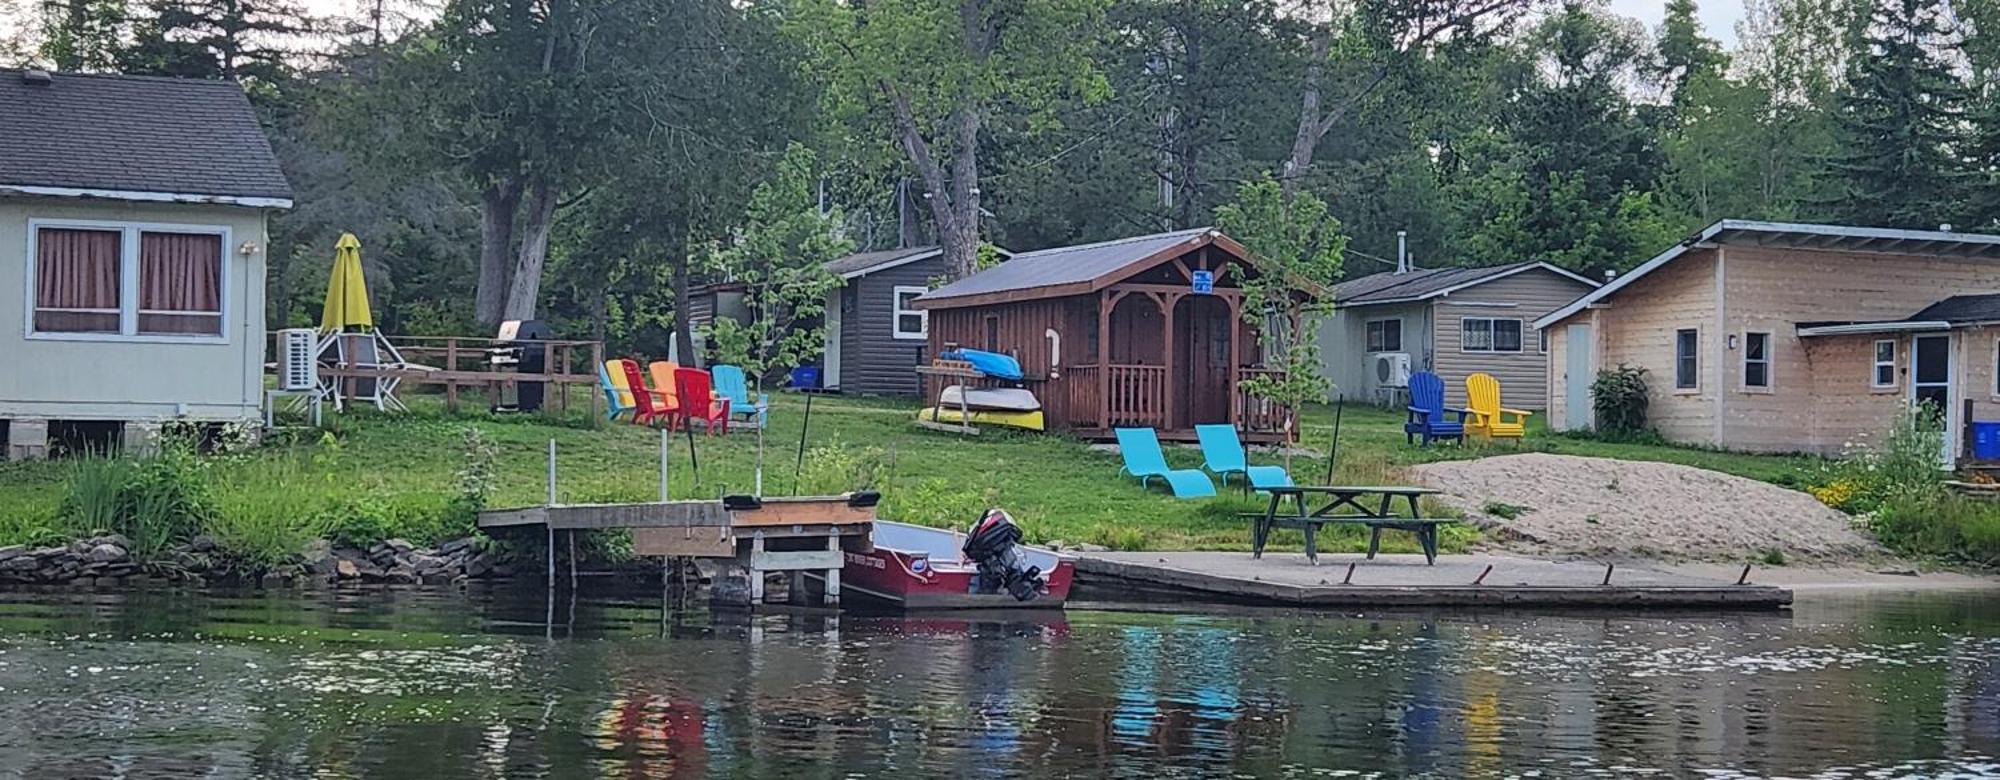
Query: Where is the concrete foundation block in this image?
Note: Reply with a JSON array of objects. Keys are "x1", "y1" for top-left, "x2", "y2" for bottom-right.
[
  {"x1": 5, "y1": 419, "x2": 48, "y2": 461},
  {"x1": 121, "y1": 422, "x2": 161, "y2": 457}
]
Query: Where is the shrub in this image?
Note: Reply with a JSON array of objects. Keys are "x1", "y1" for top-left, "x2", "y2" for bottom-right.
[
  {"x1": 1813, "y1": 404, "x2": 1944, "y2": 514},
  {"x1": 796, "y1": 438, "x2": 887, "y2": 496},
  {"x1": 1870, "y1": 489, "x2": 2000, "y2": 565},
  {"x1": 111, "y1": 435, "x2": 215, "y2": 557},
  {"x1": 1589, "y1": 364, "x2": 1651, "y2": 438}
]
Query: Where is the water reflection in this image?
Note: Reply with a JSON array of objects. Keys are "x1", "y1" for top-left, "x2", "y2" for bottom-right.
[{"x1": 0, "y1": 588, "x2": 1998, "y2": 778}]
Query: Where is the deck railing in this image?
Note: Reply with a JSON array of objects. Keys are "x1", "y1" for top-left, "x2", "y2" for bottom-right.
[
  {"x1": 1106, "y1": 364, "x2": 1169, "y2": 427},
  {"x1": 1235, "y1": 367, "x2": 1292, "y2": 434}
]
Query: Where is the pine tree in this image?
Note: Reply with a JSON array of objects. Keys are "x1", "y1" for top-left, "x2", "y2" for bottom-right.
[
  {"x1": 1654, "y1": 0, "x2": 1725, "y2": 107},
  {"x1": 1825, "y1": 0, "x2": 1973, "y2": 229},
  {"x1": 37, "y1": 0, "x2": 130, "y2": 71},
  {"x1": 118, "y1": 0, "x2": 312, "y2": 83}
]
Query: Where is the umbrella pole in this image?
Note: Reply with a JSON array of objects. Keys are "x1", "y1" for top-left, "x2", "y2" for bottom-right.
[
  {"x1": 1325, "y1": 394, "x2": 1344, "y2": 486},
  {"x1": 793, "y1": 393, "x2": 814, "y2": 496}
]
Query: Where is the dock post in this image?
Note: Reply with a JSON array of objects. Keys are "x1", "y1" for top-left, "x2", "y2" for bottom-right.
[
  {"x1": 659, "y1": 429, "x2": 669, "y2": 502},
  {"x1": 748, "y1": 532, "x2": 766, "y2": 604},
  {"x1": 823, "y1": 529, "x2": 841, "y2": 606},
  {"x1": 546, "y1": 439, "x2": 557, "y2": 597}
]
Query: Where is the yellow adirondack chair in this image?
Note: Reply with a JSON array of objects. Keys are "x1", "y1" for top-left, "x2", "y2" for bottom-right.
[{"x1": 1465, "y1": 372, "x2": 1531, "y2": 441}]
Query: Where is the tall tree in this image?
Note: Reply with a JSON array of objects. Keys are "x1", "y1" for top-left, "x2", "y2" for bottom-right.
[
  {"x1": 1279, "y1": 0, "x2": 1534, "y2": 201},
  {"x1": 1652, "y1": 0, "x2": 1724, "y2": 106},
  {"x1": 788, "y1": 0, "x2": 1110, "y2": 279},
  {"x1": 119, "y1": 0, "x2": 314, "y2": 83},
  {"x1": 37, "y1": 0, "x2": 129, "y2": 70},
  {"x1": 1824, "y1": 0, "x2": 1972, "y2": 228}
]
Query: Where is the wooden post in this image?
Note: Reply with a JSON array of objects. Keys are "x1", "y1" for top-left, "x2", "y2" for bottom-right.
[
  {"x1": 1097, "y1": 290, "x2": 1112, "y2": 431},
  {"x1": 1227, "y1": 294, "x2": 1242, "y2": 428},
  {"x1": 588, "y1": 341, "x2": 604, "y2": 425},
  {"x1": 444, "y1": 337, "x2": 459, "y2": 412},
  {"x1": 1965, "y1": 397, "x2": 1977, "y2": 463},
  {"x1": 1159, "y1": 292, "x2": 1177, "y2": 431}
]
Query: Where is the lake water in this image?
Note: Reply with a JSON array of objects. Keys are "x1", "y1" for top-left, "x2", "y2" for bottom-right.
[{"x1": 2, "y1": 586, "x2": 1999, "y2": 779}]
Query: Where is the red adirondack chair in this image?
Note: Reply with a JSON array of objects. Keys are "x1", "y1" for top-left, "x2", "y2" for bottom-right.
[
  {"x1": 673, "y1": 367, "x2": 731, "y2": 434},
  {"x1": 618, "y1": 358, "x2": 676, "y2": 426}
]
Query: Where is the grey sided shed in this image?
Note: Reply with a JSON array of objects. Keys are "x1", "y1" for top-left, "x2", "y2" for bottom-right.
[{"x1": 1317, "y1": 261, "x2": 1599, "y2": 409}]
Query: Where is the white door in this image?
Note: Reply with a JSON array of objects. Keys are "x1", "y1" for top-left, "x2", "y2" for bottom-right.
[
  {"x1": 1912, "y1": 334, "x2": 1953, "y2": 463},
  {"x1": 823, "y1": 287, "x2": 843, "y2": 390},
  {"x1": 1564, "y1": 324, "x2": 1595, "y2": 431}
]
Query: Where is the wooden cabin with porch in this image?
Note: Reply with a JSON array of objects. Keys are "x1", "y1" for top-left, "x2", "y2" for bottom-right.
[{"x1": 914, "y1": 227, "x2": 1293, "y2": 442}]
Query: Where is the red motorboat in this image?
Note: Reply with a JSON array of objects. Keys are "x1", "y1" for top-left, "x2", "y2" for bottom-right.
[{"x1": 836, "y1": 519, "x2": 1076, "y2": 610}]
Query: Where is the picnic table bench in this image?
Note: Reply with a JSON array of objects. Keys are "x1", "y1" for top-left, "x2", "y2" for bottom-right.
[{"x1": 1247, "y1": 485, "x2": 1454, "y2": 565}]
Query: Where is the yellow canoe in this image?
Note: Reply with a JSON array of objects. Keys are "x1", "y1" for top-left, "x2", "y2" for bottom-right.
[{"x1": 918, "y1": 407, "x2": 1045, "y2": 432}]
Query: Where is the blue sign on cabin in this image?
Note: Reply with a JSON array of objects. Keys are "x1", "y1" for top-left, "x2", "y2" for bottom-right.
[{"x1": 1190, "y1": 269, "x2": 1214, "y2": 294}]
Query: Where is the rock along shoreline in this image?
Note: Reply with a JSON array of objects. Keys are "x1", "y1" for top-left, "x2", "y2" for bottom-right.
[{"x1": 0, "y1": 534, "x2": 520, "y2": 589}]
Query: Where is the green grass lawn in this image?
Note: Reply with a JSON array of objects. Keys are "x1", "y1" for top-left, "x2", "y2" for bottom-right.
[{"x1": 0, "y1": 392, "x2": 1827, "y2": 557}]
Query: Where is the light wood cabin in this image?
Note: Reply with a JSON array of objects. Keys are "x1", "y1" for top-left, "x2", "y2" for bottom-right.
[{"x1": 1538, "y1": 220, "x2": 2000, "y2": 461}]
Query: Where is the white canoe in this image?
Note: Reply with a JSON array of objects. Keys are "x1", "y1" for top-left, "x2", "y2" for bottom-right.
[{"x1": 939, "y1": 385, "x2": 1042, "y2": 412}]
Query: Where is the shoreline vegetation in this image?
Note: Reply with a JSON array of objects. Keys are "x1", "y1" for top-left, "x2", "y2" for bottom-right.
[{"x1": 0, "y1": 393, "x2": 1982, "y2": 588}]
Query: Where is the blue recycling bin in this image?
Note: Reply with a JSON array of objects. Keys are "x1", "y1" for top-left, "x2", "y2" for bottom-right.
[
  {"x1": 1974, "y1": 421, "x2": 2000, "y2": 460},
  {"x1": 789, "y1": 365, "x2": 822, "y2": 390}
]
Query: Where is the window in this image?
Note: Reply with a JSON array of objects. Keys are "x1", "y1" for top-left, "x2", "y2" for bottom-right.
[
  {"x1": 891, "y1": 285, "x2": 928, "y2": 340},
  {"x1": 1538, "y1": 328, "x2": 1548, "y2": 354},
  {"x1": 29, "y1": 221, "x2": 226, "y2": 339},
  {"x1": 1675, "y1": 328, "x2": 1699, "y2": 389},
  {"x1": 1461, "y1": 318, "x2": 1523, "y2": 353},
  {"x1": 1875, "y1": 339, "x2": 1897, "y2": 389},
  {"x1": 1743, "y1": 331, "x2": 1771, "y2": 389},
  {"x1": 1366, "y1": 319, "x2": 1402, "y2": 352}
]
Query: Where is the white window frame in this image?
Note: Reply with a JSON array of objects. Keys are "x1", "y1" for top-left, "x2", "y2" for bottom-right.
[
  {"x1": 1741, "y1": 330, "x2": 1772, "y2": 391},
  {"x1": 890, "y1": 285, "x2": 928, "y2": 341},
  {"x1": 1459, "y1": 317, "x2": 1523, "y2": 353},
  {"x1": 1674, "y1": 328, "x2": 1699, "y2": 392},
  {"x1": 1875, "y1": 339, "x2": 1898, "y2": 391},
  {"x1": 1365, "y1": 318, "x2": 1402, "y2": 353},
  {"x1": 25, "y1": 218, "x2": 232, "y2": 344}
]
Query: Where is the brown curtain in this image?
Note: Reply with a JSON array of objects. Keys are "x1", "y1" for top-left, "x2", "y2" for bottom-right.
[
  {"x1": 139, "y1": 232, "x2": 223, "y2": 335},
  {"x1": 34, "y1": 227, "x2": 121, "y2": 333}
]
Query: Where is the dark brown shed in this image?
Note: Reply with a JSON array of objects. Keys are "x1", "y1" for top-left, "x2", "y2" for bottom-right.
[{"x1": 916, "y1": 227, "x2": 1292, "y2": 442}]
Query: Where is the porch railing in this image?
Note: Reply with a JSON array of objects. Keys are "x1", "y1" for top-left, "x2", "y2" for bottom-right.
[
  {"x1": 1106, "y1": 364, "x2": 1168, "y2": 427},
  {"x1": 1236, "y1": 367, "x2": 1291, "y2": 435}
]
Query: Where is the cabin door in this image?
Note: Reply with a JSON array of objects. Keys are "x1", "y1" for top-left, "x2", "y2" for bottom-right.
[
  {"x1": 1176, "y1": 295, "x2": 1233, "y2": 427},
  {"x1": 1912, "y1": 334, "x2": 1954, "y2": 463}
]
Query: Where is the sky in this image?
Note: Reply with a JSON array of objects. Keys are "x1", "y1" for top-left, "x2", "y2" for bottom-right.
[{"x1": 1610, "y1": 0, "x2": 1747, "y2": 47}]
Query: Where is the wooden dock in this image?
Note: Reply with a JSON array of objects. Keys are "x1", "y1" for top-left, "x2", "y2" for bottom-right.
[
  {"x1": 478, "y1": 494, "x2": 876, "y2": 606},
  {"x1": 1075, "y1": 551, "x2": 1793, "y2": 610}
]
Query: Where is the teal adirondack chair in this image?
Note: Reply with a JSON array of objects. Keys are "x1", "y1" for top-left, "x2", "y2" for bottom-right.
[
  {"x1": 1194, "y1": 424, "x2": 1293, "y2": 491},
  {"x1": 1114, "y1": 428, "x2": 1216, "y2": 498},
  {"x1": 709, "y1": 364, "x2": 768, "y2": 428}
]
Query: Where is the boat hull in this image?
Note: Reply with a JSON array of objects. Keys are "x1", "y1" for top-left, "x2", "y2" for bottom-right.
[{"x1": 838, "y1": 520, "x2": 1075, "y2": 610}]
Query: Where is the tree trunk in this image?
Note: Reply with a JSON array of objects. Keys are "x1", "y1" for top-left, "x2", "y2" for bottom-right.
[
  {"x1": 476, "y1": 177, "x2": 521, "y2": 327},
  {"x1": 502, "y1": 177, "x2": 558, "y2": 321},
  {"x1": 668, "y1": 214, "x2": 698, "y2": 367}
]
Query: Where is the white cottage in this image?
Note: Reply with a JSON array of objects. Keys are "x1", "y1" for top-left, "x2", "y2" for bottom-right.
[{"x1": 0, "y1": 69, "x2": 291, "y2": 458}]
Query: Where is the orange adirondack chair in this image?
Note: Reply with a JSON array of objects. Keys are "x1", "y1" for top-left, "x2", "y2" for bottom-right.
[
  {"x1": 672, "y1": 367, "x2": 731, "y2": 434},
  {"x1": 646, "y1": 361, "x2": 682, "y2": 420},
  {"x1": 618, "y1": 359, "x2": 675, "y2": 426},
  {"x1": 1464, "y1": 372, "x2": 1530, "y2": 441}
]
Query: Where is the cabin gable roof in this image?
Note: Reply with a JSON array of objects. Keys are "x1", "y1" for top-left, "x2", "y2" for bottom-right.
[{"x1": 916, "y1": 227, "x2": 1253, "y2": 309}]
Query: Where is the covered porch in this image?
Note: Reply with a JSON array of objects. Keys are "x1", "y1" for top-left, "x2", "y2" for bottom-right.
[{"x1": 917, "y1": 227, "x2": 1295, "y2": 443}]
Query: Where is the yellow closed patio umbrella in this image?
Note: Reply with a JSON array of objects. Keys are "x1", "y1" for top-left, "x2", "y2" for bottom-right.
[{"x1": 319, "y1": 232, "x2": 373, "y2": 332}]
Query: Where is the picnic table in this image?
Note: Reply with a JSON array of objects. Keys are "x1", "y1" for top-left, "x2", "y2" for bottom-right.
[{"x1": 1249, "y1": 485, "x2": 1453, "y2": 565}]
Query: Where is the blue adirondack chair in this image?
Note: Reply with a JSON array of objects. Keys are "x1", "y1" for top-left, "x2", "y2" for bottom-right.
[
  {"x1": 1114, "y1": 428, "x2": 1216, "y2": 498},
  {"x1": 709, "y1": 364, "x2": 769, "y2": 428},
  {"x1": 1194, "y1": 424, "x2": 1293, "y2": 491},
  {"x1": 1404, "y1": 371, "x2": 1467, "y2": 446}
]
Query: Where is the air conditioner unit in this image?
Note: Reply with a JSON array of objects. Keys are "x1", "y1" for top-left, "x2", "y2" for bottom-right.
[
  {"x1": 1374, "y1": 352, "x2": 1413, "y2": 388},
  {"x1": 277, "y1": 328, "x2": 319, "y2": 392}
]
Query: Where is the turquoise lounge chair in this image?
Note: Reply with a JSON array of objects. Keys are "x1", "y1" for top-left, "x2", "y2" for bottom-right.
[
  {"x1": 1194, "y1": 424, "x2": 1293, "y2": 491},
  {"x1": 709, "y1": 364, "x2": 769, "y2": 428},
  {"x1": 1114, "y1": 428, "x2": 1216, "y2": 498}
]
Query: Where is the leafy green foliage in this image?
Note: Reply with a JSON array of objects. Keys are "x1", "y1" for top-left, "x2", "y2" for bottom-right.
[
  {"x1": 1590, "y1": 364, "x2": 1651, "y2": 438},
  {"x1": 1215, "y1": 175, "x2": 1346, "y2": 454},
  {"x1": 699, "y1": 144, "x2": 852, "y2": 381}
]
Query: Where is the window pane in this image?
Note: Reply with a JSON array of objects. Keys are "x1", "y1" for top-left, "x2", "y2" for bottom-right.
[
  {"x1": 1463, "y1": 320, "x2": 1492, "y2": 351},
  {"x1": 34, "y1": 227, "x2": 122, "y2": 333},
  {"x1": 1877, "y1": 341, "x2": 1895, "y2": 363},
  {"x1": 1745, "y1": 333, "x2": 1767, "y2": 361},
  {"x1": 1384, "y1": 320, "x2": 1400, "y2": 351},
  {"x1": 1494, "y1": 320, "x2": 1522, "y2": 352},
  {"x1": 139, "y1": 232, "x2": 223, "y2": 335},
  {"x1": 898, "y1": 313, "x2": 924, "y2": 335},
  {"x1": 1675, "y1": 329, "x2": 1697, "y2": 388},
  {"x1": 1746, "y1": 362, "x2": 1768, "y2": 387},
  {"x1": 1879, "y1": 364, "x2": 1896, "y2": 387}
]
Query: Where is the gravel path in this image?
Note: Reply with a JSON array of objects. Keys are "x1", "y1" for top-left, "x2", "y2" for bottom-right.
[{"x1": 1411, "y1": 453, "x2": 1884, "y2": 562}]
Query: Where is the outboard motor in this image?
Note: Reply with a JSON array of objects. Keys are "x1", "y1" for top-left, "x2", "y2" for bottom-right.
[{"x1": 961, "y1": 508, "x2": 1046, "y2": 601}]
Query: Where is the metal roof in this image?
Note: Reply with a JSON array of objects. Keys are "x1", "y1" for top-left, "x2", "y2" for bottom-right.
[
  {"x1": 1536, "y1": 220, "x2": 2000, "y2": 330},
  {"x1": 1333, "y1": 262, "x2": 1596, "y2": 307},
  {"x1": 918, "y1": 227, "x2": 1221, "y2": 307},
  {"x1": 0, "y1": 69, "x2": 291, "y2": 206},
  {"x1": 1796, "y1": 292, "x2": 2000, "y2": 336}
]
